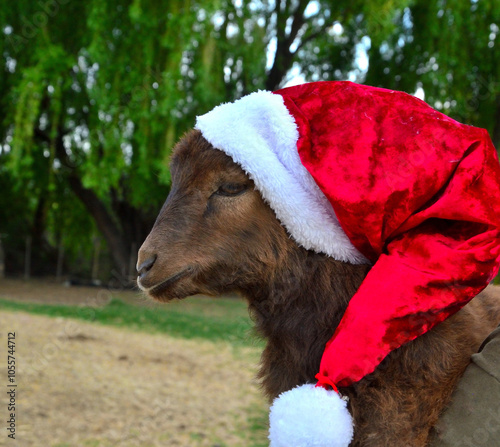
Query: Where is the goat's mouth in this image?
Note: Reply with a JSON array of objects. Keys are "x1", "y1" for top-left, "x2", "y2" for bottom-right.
[{"x1": 139, "y1": 267, "x2": 194, "y2": 301}]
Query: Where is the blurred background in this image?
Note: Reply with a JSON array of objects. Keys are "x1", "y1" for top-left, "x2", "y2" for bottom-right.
[
  {"x1": 1, "y1": 1, "x2": 499, "y2": 446},
  {"x1": 1, "y1": 0, "x2": 499, "y2": 285}
]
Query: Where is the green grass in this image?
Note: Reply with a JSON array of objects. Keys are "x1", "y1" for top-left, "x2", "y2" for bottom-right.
[
  {"x1": 245, "y1": 404, "x2": 270, "y2": 447},
  {"x1": 0, "y1": 295, "x2": 262, "y2": 347},
  {"x1": 0, "y1": 294, "x2": 269, "y2": 446}
]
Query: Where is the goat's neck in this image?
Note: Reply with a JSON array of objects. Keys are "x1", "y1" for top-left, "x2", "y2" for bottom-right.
[{"x1": 241, "y1": 249, "x2": 369, "y2": 398}]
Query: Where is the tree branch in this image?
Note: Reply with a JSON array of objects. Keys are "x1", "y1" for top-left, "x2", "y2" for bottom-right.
[
  {"x1": 296, "y1": 27, "x2": 327, "y2": 52},
  {"x1": 287, "y1": 0, "x2": 308, "y2": 46},
  {"x1": 265, "y1": 0, "x2": 309, "y2": 90}
]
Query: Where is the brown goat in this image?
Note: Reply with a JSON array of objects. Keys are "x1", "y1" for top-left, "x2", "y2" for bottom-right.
[{"x1": 137, "y1": 129, "x2": 500, "y2": 447}]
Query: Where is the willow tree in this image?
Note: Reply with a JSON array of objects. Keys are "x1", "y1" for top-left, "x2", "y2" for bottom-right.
[
  {"x1": 2, "y1": 0, "x2": 412, "y2": 280},
  {"x1": 366, "y1": 0, "x2": 500, "y2": 147}
]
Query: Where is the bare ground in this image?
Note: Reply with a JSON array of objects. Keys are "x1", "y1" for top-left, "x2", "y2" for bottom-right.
[
  {"x1": 0, "y1": 280, "x2": 268, "y2": 447},
  {"x1": 0, "y1": 277, "x2": 144, "y2": 306},
  {"x1": 6, "y1": 278, "x2": 498, "y2": 447}
]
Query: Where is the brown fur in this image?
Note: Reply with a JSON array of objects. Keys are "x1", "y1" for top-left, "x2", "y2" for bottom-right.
[{"x1": 138, "y1": 130, "x2": 500, "y2": 446}]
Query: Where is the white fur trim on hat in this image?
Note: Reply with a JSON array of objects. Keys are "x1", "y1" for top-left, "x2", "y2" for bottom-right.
[
  {"x1": 195, "y1": 91, "x2": 367, "y2": 264},
  {"x1": 269, "y1": 384, "x2": 354, "y2": 447}
]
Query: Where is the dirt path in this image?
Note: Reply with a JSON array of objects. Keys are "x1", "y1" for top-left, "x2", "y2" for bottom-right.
[{"x1": 0, "y1": 310, "x2": 268, "y2": 447}]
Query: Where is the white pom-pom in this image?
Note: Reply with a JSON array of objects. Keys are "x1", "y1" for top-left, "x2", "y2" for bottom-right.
[{"x1": 269, "y1": 384, "x2": 353, "y2": 447}]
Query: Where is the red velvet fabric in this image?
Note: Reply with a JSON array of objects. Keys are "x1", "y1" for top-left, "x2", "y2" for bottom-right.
[{"x1": 275, "y1": 81, "x2": 500, "y2": 387}]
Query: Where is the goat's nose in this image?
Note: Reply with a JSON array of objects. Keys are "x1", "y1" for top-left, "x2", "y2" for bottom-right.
[{"x1": 137, "y1": 254, "x2": 157, "y2": 279}]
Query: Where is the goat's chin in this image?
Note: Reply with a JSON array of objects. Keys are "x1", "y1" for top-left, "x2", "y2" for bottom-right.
[
  {"x1": 146, "y1": 289, "x2": 190, "y2": 302},
  {"x1": 138, "y1": 268, "x2": 196, "y2": 302},
  {"x1": 144, "y1": 282, "x2": 195, "y2": 302}
]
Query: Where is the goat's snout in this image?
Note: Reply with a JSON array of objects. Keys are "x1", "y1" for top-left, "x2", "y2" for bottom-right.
[{"x1": 136, "y1": 252, "x2": 157, "y2": 280}]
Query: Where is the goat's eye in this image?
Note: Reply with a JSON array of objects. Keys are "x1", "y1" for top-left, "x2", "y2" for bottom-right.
[{"x1": 215, "y1": 183, "x2": 248, "y2": 197}]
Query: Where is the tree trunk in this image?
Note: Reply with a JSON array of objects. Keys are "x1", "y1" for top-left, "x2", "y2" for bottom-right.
[
  {"x1": 0, "y1": 235, "x2": 5, "y2": 279},
  {"x1": 56, "y1": 240, "x2": 64, "y2": 281},
  {"x1": 67, "y1": 174, "x2": 131, "y2": 282},
  {"x1": 31, "y1": 192, "x2": 48, "y2": 250},
  {"x1": 493, "y1": 95, "x2": 500, "y2": 150},
  {"x1": 265, "y1": 41, "x2": 294, "y2": 91},
  {"x1": 91, "y1": 237, "x2": 101, "y2": 282},
  {"x1": 24, "y1": 236, "x2": 32, "y2": 280}
]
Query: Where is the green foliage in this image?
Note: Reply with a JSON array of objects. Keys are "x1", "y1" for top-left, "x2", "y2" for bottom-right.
[
  {"x1": 0, "y1": 0, "x2": 498, "y2": 278},
  {"x1": 366, "y1": 0, "x2": 500, "y2": 145},
  {"x1": 0, "y1": 295, "x2": 260, "y2": 346}
]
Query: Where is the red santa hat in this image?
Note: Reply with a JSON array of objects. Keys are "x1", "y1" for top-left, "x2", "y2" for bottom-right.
[{"x1": 195, "y1": 81, "x2": 500, "y2": 447}]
